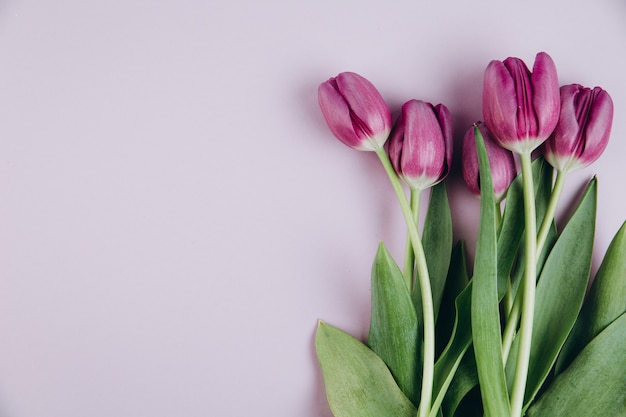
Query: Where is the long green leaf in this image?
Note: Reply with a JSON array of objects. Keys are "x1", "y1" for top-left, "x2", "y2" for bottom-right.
[
  {"x1": 431, "y1": 281, "x2": 472, "y2": 416},
  {"x1": 441, "y1": 349, "x2": 479, "y2": 417},
  {"x1": 369, "y1": 242, "x2": 421, "y2": 404},
  {"x1": 521, "y1": 178, "x2": 597, "y2": 408},
  {"x1": 436, "y1": 242, "x2": 470, "y2": 356},
  {"x1": 556, "y1": 220, "x2": 626, "y2": 373},
  {"x1": 526, "y1": 311, "x2": 626, "y2": 417},
  {"x1": 422, "y1": 181, "x2": 453, "y2": 320},
  {"x1": 316, "y1": 321, "x2": 417, "y2": 417},
  {"x1": 470, "y1": 127, "x2": 510, "y2": 417}
]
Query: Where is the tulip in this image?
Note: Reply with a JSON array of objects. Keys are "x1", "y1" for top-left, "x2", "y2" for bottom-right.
[
  {"x1": 318, "y1": 72, "x2": 392, "y2": 151},
  {"x1": 462, "y1": 122, "x2": 516, "y2": 202},
  {"x1": 483, "y1": 52, "x2": 560, "y2": 154},
  {"x1": 543, "y1": 84, "x2": 613, "y2": 173},
  {"x1": 387, "y1": 99, "x2": 453, "y2": 190}
]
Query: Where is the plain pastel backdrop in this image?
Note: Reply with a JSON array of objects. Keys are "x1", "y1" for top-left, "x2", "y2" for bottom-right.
[{"x1": 0, "y1": 0, "x2": 624, "y2": 416}]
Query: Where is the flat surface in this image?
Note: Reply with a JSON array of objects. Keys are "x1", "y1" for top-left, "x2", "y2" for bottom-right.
[{"x1": 0, "y1": 1, "x2": 624, "y2": 416}]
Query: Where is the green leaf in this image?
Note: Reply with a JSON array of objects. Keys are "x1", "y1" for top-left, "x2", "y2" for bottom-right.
[
  {"x1": 368, "y1": 243, "x2": 421, "y2": 404},
  {"x1": 521, "y1": 178, "x2": 597, "y2": 407},
  {"x1": 422, "y1": 181, "x2": 453, "y2": 321},
  {"x1": 442, "y1": 350, "x2": 479, "y2": 417},
  {"x1": 556, "y1": 220, "x2": 626, "y2": 373},
  {"x1": 526, "y1": 311, "x2": 626, "y2": 417},
  {"x1": 432, "y1": 281, "x2": 472, "y2": 416},
  {"x1": 470, "y1": 127, "x2": 510, "y2": 417},
  {"x1": 436, "y1": 242, "x2": 470, "y2": 356},
  {"x1": 316, "y1": 321, "x2": 417, "y2": 417}
]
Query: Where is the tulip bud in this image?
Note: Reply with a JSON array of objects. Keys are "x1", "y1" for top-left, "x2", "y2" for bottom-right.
[
  {"x1": 543, "y1": 84, "x2": 613, "y2": 173},
  {"x1": 387, "y1": 100, "x2": 453, "y2": 190},
  {"x1": 462, "y1": 122, "x2": 517, "y2": 202},
  {"x1": 483, "y1": 52, "x2": 560, "y2": 154},
  {"x1": 318, "y1": 72, "x2": 392, "y2": 151}
]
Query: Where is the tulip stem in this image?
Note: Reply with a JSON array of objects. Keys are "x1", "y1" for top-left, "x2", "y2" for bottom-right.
[
  {"x1": 502, "y1": 169, "x2": 568, "y2": 365},
  {"x1": 510, "y1": 151, "x2": 537, "y2": 417},
  {"x1": 536, "y1": 169, "x2": 566, "y2": 253},
  {"x1": 375, "y1": 148, "x2": 434, "y2": 417},
  {"x1": 402, "y1": 190, "x2": 421, "y2": 290}
]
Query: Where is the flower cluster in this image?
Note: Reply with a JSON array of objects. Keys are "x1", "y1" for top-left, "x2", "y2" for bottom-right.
[
  {"x1": 318, "y1": 53, "x2": 613, "y2": 199},
  {"x1": 315, "y1": 52, "x2": 623, "y2": 417}
]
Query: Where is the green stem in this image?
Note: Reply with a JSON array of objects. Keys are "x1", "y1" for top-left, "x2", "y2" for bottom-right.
[
  {"x1": 502, "y1": 293, "x2": 520, "y2": 362},
  {"x1": 375, "y1": 148, "x2": 434, "y2": 417},
  {"x1": 510, "y1": 151, "x2": 537, "y2": 417},
  {"x1": 502, "y1": 169, "x2": 568, "y2": 365},
  {"x1": 536, "y1": 170, "x2": 566, "y2": 254},
  {"x1": 402, "y1": 190, "x2": 421, "y2": 290}
]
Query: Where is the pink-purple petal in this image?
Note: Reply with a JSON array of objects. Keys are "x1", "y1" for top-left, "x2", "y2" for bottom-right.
[
  {"x1": 483, "y1": 60, "x2": 519, "y2": 148},
  {"x1": 531, "y1": 52, "x2": 560, "y2": 140}
]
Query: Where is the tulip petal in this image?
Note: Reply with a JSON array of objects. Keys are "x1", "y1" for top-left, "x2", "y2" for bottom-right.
[
  {"x1": 318, "y1": 80, "x2": 364, "y2": 149},
  {"x1": 400, "y1": 100, "x2": 446, "y2": 187},
  {"x1": 504, "y1": 57, "x2": 537, "y2": 140},
  {"x1": 336, "y1": 72, "x2": 392, "y2": 145},
  {"x1": 531, "y1": 52, "x2": 560, "y2": 140},
  {"x1": 579, "y1": 88, "x2": 613, "y2": 165},
  {"x1": 483, "y1": 60, "x2": 519, "y2": 150},
  {"x1": 435, "y1": 104, "x2": 454, "y2": 179},
  {"x1": 318, "y1": 72, "x2": 392, "y2": 151}
]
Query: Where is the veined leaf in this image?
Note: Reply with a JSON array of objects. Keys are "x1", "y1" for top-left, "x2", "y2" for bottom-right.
[
  {"x1": 521, "y1": 178, "x2": 597, "y2": 408},
  {"x1": 526, "y1": 311, "x2": 626, "y2": 417},
  {"x1": 556, "y1": 220, "x2": 626, "y2": 373},
  {"x1": 441, "y1": 349, "x2": 479, "y2": 417},
  {"x1": 316, "y1": 321, "x2": 417, "y2": 417},
  {"x1": 470, "y1": 127, "x2": 510, "y2": 417},
  {"x1": 432, "y1": 281, "x2": 472, "y2": 417},
  {"x1": 369, "y1": 243, "x2": 421, "y2": 404},
  {"x1": 422, "y1": 181, "x2": 453, "y2": 321},
  {"x1": 436, "y1": 241, "x2": 470, "y2": 356}
]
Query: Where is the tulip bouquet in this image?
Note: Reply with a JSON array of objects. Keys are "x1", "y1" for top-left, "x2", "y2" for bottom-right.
[{"x1": 314, "y1": 52, "x2": 625, "y2": 417}]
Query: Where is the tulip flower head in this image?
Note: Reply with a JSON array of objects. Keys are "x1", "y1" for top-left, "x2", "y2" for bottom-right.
[
  {"x1": 388, "y1": 100, "x2": 453, "y2": 190},
  {"x1": 483, "y1": 52, "x2": 560, "y2": 154},
  {"x1": 543, "y1": 84, "x2": 613, "y2": 173},
  {"x1": 318, "y1": 72, "x2": 393, "y2": 151},
  {"x1": 462, "y1": 122, "x2": 517, "y2": 202}
]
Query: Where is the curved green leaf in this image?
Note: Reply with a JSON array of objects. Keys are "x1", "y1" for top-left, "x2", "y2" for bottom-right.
[
  {"x1": 527, "y1": 311, "x2": 626, "y2": 417},
  {"x1": 436, "y1": 241, "x2": 470, "y2": 356},
  {"x1": 369, "y1": 242, "x2": 421, "y2": 404},
  {"x1": 422, "y1": 181, "x2": 453, "y2": 320},
  {"x1": 442, "y1": 349, "x2": 479, "y2": 417},
  {"x1": 556, "y1": 220, "x2": 626, "y2": 373},
  {"x1": 316, "y1": 321, "x2": 417, "y2": 417},
  {"x1": 471, "y1": 127, "x2": 510, "y2": 417},
  {"x1": 432, "y1": 281, "x2": 472, "y2": 416},
  {"x1": 522, "y1": 178, "x2": 597, "y2": 407}
]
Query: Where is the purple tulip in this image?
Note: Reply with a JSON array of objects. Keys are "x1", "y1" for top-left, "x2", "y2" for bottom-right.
[
  {"x1": 318, "y1": 72, "x2": 392, "y2": 151},
  {"x1": 543, "y1": 84, "x2": 613, "y2": 173},
  {"x1": 462, "y1": 122, "x2": 517, "y2": 202},
  {"x1": 387, "y1": 100, "x2": 453, "y2": 190},
  {"x1": 483, "y1": 52, "x2": 560, "y2": 154}
]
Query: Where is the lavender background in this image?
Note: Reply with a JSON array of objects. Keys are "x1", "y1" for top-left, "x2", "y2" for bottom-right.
[{"x1": 0, "y1": 1, "x2": 624, "y2": 416}]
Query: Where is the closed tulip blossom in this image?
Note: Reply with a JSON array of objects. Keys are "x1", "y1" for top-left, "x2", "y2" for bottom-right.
[
  {"x1": 388, "y1": 100, "x2": 453, "y2": 190},
  {"x1": 318, "y1": 72, "x2": 392, "y2": 151},
  {"x1": 543, "y1": 84, "x2": 613, "y2": 173},
  {"x1": 462, "y1": 122, "x2": 516, "y2": 202},
  {"x1": 483, "y1": 52, "x2": 560, "y2": 154}
]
